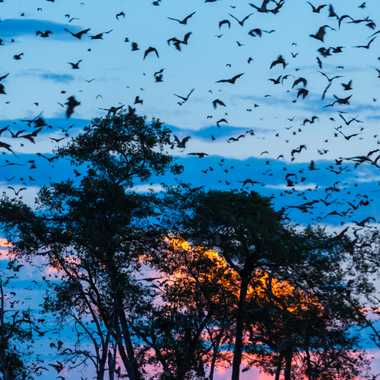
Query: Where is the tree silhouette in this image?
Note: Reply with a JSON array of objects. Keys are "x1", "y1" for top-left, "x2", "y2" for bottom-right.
[
  {"x1": 166, "y1": 189, "x2": 372, "y2": 380},
  {"x1": 0, "y1": 108, "x2": 180, "y2": 380},
  {"x1": 135, "y1": 237, "x2": 235, "y2": 379},
  {"x1": 170, "y1": 190, "x2": 296, "y2": 380},
  {"x1": 0, "y1": 277, "x2": 35, "y2": 380}
]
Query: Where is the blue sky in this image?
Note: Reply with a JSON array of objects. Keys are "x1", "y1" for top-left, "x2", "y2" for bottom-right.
[
  {"x1": 0, "y1": 0, "x2": 378, "y2": 225},
  {"x1": 0, "y1": 0, "x2": 379, "y2": 161},
  {"x1": 0, "y1": 0, "x2": 378, "y2": 224}
]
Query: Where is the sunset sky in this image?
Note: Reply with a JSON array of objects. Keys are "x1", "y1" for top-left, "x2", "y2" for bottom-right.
[{"x1": 1, "y1": 1, "x2": 380, "y2": 379}]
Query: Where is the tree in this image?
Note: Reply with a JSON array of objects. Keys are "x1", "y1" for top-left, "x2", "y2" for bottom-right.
[
  {"x1": 135, "y1": 237, "x2": 234, "y2": 380},
  {"x1": 58, "y1": 105, "x2": 181, "y2": 185},
  {"x1": 244, "y1": 274, "x2": 370, "y2": 380},
  {"x1": 167, "y1": 189, "x2": 372, "y2": 380},
  {"x1": 170, "y1": 190, "x2": 297, "y2": 380},
  {"x1": 0, "y1": 107, "x2": 180, "y2": 380},
  {"x1": 0, "y1": 277, "x2": 35, "y2": 380}
]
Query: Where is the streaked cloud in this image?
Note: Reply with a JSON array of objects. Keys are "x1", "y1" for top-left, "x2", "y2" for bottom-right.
[
  {"x1": 18, "y1": 69, "x2": 75, "y2": 83},
  {"x1": 236, "y1": 93, "x2": 380, "y2": 116},
  {"x1": 0, "y1": 18, "x2": 80, "y2": 39},
  {"x1": 132, "y1": 183, "x2": 165, "y2": 193},
  {"x1": 265, "y1": 183, "x2": 319, "y2": 191}
]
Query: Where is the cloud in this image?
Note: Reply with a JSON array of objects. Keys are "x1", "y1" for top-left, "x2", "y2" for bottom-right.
[
  {"x1": 0, "y1": 19, "x2": 80, "y2": 39},
  {"x1": 366, "y1": 115, "x2": 380, "y2": 121},
  {"x1": 265, "y1": 183, "x2": 319, "y2": 191},
  {"x1": 350, "y1": 171, "x2": 380, "y2": 184},
  {"x1": 168, "y1": 124, "x2": 274, "y2": 141},
  {"x1": 0, "y1": 184, "x2": 40, "y2": 207},
  {"x1": 236, "y1": 93, "x2": 380, "y2": 116},
  {"x1": 0, "y1": 153, "x2": 378, "y2": 226},
  {"x1": 40, "y1": 72, "x2": 75, "y2": 83},
  {"x1": 297, "y1": 64, "x2": 368, "y2": 75},
  {"x1": 18, "y1": 69, "x2": 75, "y2": 83},
  {"x1": 235, "y1": 93, "x2": 334, "y2": 114},
  {"x1": 132, "y1": 184, "x2": 165, "y2": 193}
]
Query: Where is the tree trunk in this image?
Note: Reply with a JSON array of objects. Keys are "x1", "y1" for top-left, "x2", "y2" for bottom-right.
[
  {"x1": 97, "y1": 332, "x2": 110, "y2": 380},
  {"x1": 108, "y1": 262, "x2": 141, "y2": 380},
  {"x1": 176, "y1": 329, "x2": 192, "y2": 380},
  {"x1": 114, "y1": 319, "x2": 140, "y2": 380},
  {"x1": 284, "y1": 350, "x2": 292, "y2": 380},
  {"x1": 231, "y1": 276, "x2": 249, "y2": 380},
  {"x1": 118, "y1": 310, "x2": 141, "y2": 380},
  {"x1": 0, "y1": 281, "x2": 12, "y2": 380},
  {"x1": 108, "y1": 347, "x2": 116, "y2": 380},
  {"x1": 274, "y1": 353, "x2": 283, "y2": 380},
  {"x1": 97, "y1": 359, "x2": 106, "y2": 380},
  {"x1": 209, "y1": 345, "x2": 218, "y2": 380},
  {"x1": 176, "y1": 368, "x2": 186, "y2": 380},
  {"x1": 305, "y1": 348, "x2": 313, "y2": 380},
  {"x1": 2, "y1": 368, "x2": 10, "y2": 380}
]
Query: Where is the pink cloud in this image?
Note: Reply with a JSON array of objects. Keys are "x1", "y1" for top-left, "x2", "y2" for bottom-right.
[{"x1": 0, "y1": 238, "x2": 14, "y2": 261}]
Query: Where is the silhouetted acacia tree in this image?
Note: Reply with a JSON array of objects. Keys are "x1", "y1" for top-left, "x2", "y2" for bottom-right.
[
  {"x1": 169, "y1": 190, "x2": 298, "y2": 380},
  {"x1": 0, "y1": 277, "x2": 35, "y2": 380},
  {"x1": 0, "y1": 108, "x2": 182, "y2": 380},
  {"x1": 166, "y1": 189, "x2": 373, "y2": 380}
]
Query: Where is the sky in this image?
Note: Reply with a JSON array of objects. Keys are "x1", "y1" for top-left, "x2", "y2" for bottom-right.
[
  {"x1": 0, "y1": 0, "x2": 379, "y2": 224},
  {"x1": 1, "y1": 0, "x2": 380, "y2": 379},
  {"x1": 0, "y1": 0, "x2": 380, "y2": 162}
]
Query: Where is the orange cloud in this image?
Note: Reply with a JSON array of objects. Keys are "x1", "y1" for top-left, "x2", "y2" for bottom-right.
[
  {"x1": 0, "y1": 238, "x2": 12, "y2": 248},
  {"x1": 0, "y1": 238, "x2": 14, "y2": 260}
]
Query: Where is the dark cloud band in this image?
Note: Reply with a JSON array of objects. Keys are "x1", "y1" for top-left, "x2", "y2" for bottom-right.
[{"x1": 0, "y1": 18, "x2": 80, "y2": 39}]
